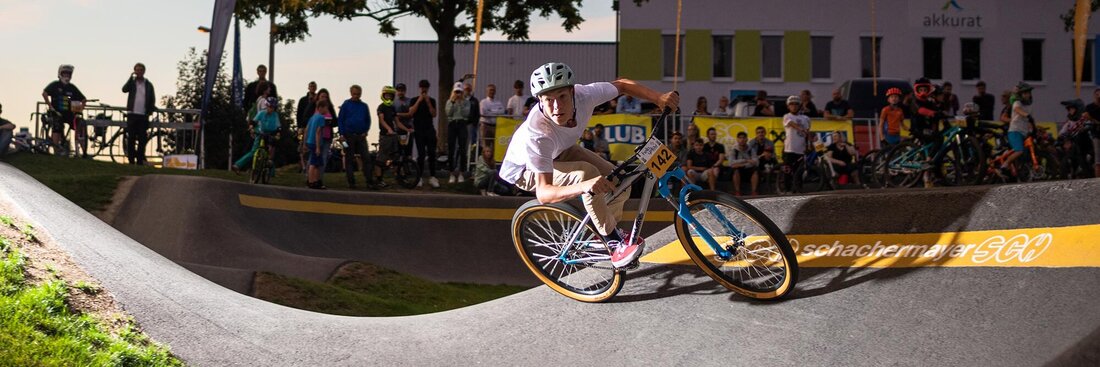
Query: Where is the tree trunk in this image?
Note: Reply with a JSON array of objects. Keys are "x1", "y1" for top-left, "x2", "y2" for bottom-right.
[{"x1": 437, "y1": 29, "x2": 456, "y2": 154}]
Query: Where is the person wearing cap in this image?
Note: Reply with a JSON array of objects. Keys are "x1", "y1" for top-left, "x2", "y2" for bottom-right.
[
  {"x1": 500, "y1": 62, "x2": 678, "y2": 269},
  {"x1": 1000, "y1": 82, "x2": 1035, "y2": 176},
  {"x1": 122, "y1": 62, "x2": 157, "y2": 165},
  {"x1": 42, "y1": 64, "x2": 87, "y2": 154},
  {"x1": 879, "y1": 87, "x2": 907, "y2": 146},
  {"x1": 232, "y1": 96, "x2": 281, "y2": 173},
  {"x1": 338, "y1": 85, "x2": 373, "y2": 189},
  {"x1": 446, "y1": 82, "x2": 471, "y2": 184},
  {"x1": 781, "y1": 95, "x2": 811, "y2": 193}
]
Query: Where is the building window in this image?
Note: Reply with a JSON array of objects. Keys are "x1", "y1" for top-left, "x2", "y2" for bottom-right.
[
  {"x1": 1022, "y1": 39, "x2": 1043, "y2": 82},
  {"x1": 811, "y1": 36, "x2": 832, "y2": 79},
  {"x1": 860, "y1": 36, "x2": 882, "y2": 78},
  {"x1": 923, "y1": 38, "x2": 943, "y2": 80},
  {"x1": 663, "y1": 34, "x2": 684, "y2": 78},
  {"x1": 961, "y1": 38, "x2": 982, "y2": 80},
  {"x1": 761, "y1": 35, "x2": 783, "y2": 79},
  {"x1": 712, "y1": 35, "x2": 733, "y2": 78},
  {"x1": 1070, "y1": 39, "x2": 1094, "y2": 83}
]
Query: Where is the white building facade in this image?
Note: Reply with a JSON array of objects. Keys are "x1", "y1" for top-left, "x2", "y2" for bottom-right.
[{"x1": 618, "y1": 0, "x2": 1100, "y2": 121}]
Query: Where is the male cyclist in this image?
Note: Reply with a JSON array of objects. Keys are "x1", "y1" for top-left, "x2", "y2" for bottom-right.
[
  {"x1": 500, "y1": 62, "x2": 678, "y2": 268},
  {"x1": 42, "y1": 64, "x2": 87, "y2": 155}
]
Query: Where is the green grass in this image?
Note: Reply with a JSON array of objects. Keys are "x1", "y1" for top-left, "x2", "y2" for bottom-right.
[
  {"x1": 3, "y1": 154, "x2": 478, "y2": 212},
  {"x1": 0, "y1": 237, "x2": 182, "y2": 366},
  {"x1": 255, "y1": 262, "x2": 529, "y2": 317}
]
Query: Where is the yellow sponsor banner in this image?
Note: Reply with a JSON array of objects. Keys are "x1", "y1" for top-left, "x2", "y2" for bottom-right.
[
  {"x1": 690, "y1": 117, "x2": 855, "y2": 163},
  {"x1": 641, "y1": 223, "x2": 1100, "y2": 268},
  {"x1": 493, "y1": 114, "x2": 653, "y2": 162}
]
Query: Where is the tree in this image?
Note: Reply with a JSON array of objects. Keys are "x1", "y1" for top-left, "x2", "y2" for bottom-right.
[
  {"x1": 234, "y1": 0, "x2": 361, "y2": 83},
  {"x1": 164, "y1": 48, "x2": 243, "y2": 169},
  {"x1": 332, "y1": 0, "x2": 587, "y2": 148},
  {"x1": 1061, "y1": 0, "x2": 1098, "y2": 31}
]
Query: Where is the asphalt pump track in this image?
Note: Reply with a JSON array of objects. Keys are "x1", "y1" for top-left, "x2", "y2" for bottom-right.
[{"x1": 1, "y1": 163, "x2": 1098, "y2": 366}]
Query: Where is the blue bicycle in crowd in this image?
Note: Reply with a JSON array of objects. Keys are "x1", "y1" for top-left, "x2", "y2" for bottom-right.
[{"x1": 511, "y1": 110, "x2": 799, "y2": 302}]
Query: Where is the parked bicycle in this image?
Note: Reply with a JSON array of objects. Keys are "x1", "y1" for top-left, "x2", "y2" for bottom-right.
[
  {"x1": 511, "y1": 110, "x2": 798, "y2": 302},
  {"x1": 882, "y1": 124, "x2": 985, "y2": 188},
  {"x1": 366, "y1": 135, "x2": 421, "y2": 189}
]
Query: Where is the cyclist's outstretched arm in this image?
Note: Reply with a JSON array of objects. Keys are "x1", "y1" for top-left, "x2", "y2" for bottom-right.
[
  {"x1": 532, "y1": 172, "x2": 611, "y2": 205},
  {"x1": 610, "y1": 79, "x2": 678, "y2": 111}
]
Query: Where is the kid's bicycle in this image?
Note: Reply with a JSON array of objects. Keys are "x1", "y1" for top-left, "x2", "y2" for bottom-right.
[
  {"x1": 511, "y1": 110, "x2": 799, "y2": 302},
  {"x1": 250, "y1": 133, "x2": 276, "y2": 184}
]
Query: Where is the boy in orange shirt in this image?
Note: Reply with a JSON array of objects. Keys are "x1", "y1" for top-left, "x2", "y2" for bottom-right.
[{"x1": 879, "y1": 87, "x2": 907, "y2": 146}]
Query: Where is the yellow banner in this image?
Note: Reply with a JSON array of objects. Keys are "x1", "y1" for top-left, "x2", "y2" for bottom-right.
[
  {"x1": 641, "y1": 223, "x2": 1100, "y2": 268},
  {"x1": 493, "y1": 114, "x2": 653, "y2": 162}
]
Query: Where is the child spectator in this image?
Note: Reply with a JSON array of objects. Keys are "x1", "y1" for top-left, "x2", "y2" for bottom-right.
[
  {"x1": 880, "y1": 87, "x2": 907, "y2": 146},
  {"x1": 782, "y1": 95, "x2": 811, "y2": 192},
  {"x1": 474, "y1": 145, "x2": 512, "y2": 196},
  {"x1": 306, "y1": 100, "x2": 332, "y2": 189},
  {"x1": 729, "y1": 131, "x2": 759, "y2": 196},
  {"x1": 232, "y1": 97, "x2": 280, "y2": 173},
  {"x1": 748, "y1": 126, "x2": 777, "y2": 175},
  {"x1": 580, "y1": 128, "x2": 596, "y2": 152}
]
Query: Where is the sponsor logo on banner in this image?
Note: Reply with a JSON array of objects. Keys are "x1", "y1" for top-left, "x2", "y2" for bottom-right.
[
  {"x1": 163, "y1": 154, "x2": 199, "y2": 170},
  {"x1": 602, "y1": 125, "x2": 648, "y2": 145},
  {"x1": 790, "y1": 233, "x2": 1053, "y2": 265},
  {"x1": 639, "y1": 224, "x2": 1100, "y2": 268}
]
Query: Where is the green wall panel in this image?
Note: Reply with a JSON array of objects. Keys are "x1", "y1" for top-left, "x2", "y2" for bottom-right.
[
  {"x1": 685, "y1": 29, "x2": 712, "y2": 81},
  {"x1": 784, "y1": 31, "x2": 811, "y2": 82},
  {"x1": 735, "y1": 30, "x2": 761, "y2": 82},
  {"x1": 619, "y1": 29, "x2": 662, "y2": 80}
]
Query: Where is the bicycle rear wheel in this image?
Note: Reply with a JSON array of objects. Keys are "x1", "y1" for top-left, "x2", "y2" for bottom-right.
[
  {"x1": 674, "y1": 190, "x2": 798, "y2": 300},
  {"x1": 395, "y1": 157, "x2": 421, "y2": 189},
  {"x1": 511, "y1": 200, "x2": 623, "y2": 302}
]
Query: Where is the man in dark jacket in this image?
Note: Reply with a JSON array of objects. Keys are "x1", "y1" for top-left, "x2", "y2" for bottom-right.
[
  {"x1": 243, "y1": 65, "x2": 277, "y2": 113},
  {"x1": 296, "y1": 81, "x2": 317, "y2": 171},
  {"x1": 122, "y1": 63, "x2": 157, "y2": 165}
]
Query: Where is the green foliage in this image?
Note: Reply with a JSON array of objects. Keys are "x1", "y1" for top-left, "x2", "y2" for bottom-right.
[
  {"x1": 0, "y1": 243, "x2": 182, "y2": 366},
  {"x1": 1061, "y1": 0, "x2": 1099, "y2": 32},
  {"x1": 0, "y1": 216, "x2": 13, "y2": 228},
  {"x1": 21, "y1": 224, "x2": 36, "y2": 243},
  {"x1": 163, "y1": 47, "x2": 248, "y2": 170},
  {"x1": 74, "y1": 281, "x2": 102, "y2": 295}
]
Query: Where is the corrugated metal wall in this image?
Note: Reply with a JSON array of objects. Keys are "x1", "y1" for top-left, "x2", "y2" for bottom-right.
[{"x1": 393, "y1": 41, "x2": 617, "y2": 96}]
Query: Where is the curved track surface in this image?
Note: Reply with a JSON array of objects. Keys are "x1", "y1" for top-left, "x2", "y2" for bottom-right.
[{"x1": 2, "y1": 163, "x2": 1099, "y2": 366}]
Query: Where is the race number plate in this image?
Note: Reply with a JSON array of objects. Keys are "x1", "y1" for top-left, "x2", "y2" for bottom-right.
[{"x1": 639, "y1": 138, "x2": 677, "y2": 177}]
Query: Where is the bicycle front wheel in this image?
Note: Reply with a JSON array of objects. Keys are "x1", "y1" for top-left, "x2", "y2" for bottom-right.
[
  {"x1": 675, "y1": 191, "x2": 798, "y2": 300},
  {"x1": 511, "y1": 200, "x2": 623, "y2": 303},
  {"x1": 250, "y1": 148, "x2": 269, "y2": 184}
]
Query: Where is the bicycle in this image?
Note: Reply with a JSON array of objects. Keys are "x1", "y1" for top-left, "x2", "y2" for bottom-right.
[
  {"x1": 882, "y1": 124, "x2": 985, "y2": 188},
  {"x1": 250, "y1": 133, "x2": 276, "y2": 184},
  {"x1": 982, "y1": 127, "x2": 1059, "y2": 184},
  {"x1": 366, "y1": 134, "x2": 422, "y2": 189},
  {"x1": 774, "y1": 135, "x2": 831, "y2": 194},
  {"x1": 511, "y1": 110, "x2": 798, "y2": 302}
]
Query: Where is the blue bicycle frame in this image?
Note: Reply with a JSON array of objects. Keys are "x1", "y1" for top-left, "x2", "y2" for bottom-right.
[
  {"x1": 556, "y1": 147, "x2": 746, "y2": 266},
  {"x1": 889, "y1": 125, "x2": 963, "y2": 170}
]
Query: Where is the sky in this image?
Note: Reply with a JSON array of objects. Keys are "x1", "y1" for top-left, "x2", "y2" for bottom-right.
[{"x1": 0, "y1": 0, "x2": 616, "y2": 143}]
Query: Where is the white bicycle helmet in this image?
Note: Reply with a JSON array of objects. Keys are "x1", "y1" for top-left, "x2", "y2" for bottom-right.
[
  {"x1": 58, "y1": 64, "x2": 74, "y2": 76},
  {"x1": 529, "y1": 62, "x2": 575, "y2": 96}
]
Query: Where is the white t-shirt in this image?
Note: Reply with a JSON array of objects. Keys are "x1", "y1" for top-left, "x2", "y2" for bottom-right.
[
  {"x1": 500, "y1": 82, "x2": 619, "y2": 183},
  {"x1": 711, "y1": 106, "x2": 733, "y2": 117},
  {"x1": 480, "y1": 96, "x2": 505, "y2": 125},
  {"x1": 133, "y1": 80, "x2": 147, "y2": 115},
  {"x1": 1009, "y1": 101, "x2": 1031, "y2": 133},
  {"x1": 507, "y1": 94, "x2": 526, "y2": 117},
  {"x1": 783, "y1": 113, "x2": 811, "y2": 154}
]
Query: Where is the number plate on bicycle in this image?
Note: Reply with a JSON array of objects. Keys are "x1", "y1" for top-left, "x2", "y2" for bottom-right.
[{"x1": 638, "y1": 138, "x2": 677, "y2": 177}]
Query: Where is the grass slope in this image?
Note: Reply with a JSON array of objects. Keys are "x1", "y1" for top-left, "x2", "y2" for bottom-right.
[
  {"x1": 0, "y1": 226, "x2": 182, "y2": 366},
  {"x1": 254, "y1": 262, "x2": 528, "y2": 317}
]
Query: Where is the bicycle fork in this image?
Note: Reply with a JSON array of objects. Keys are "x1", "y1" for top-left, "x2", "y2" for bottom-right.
[{"x1": 658, "y1": 169, "x2": 744, "y2": 261}]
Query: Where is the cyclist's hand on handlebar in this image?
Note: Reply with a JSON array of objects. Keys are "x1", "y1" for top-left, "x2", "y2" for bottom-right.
[
  {"x1": 657, "y1": 91, "x2": 680, "y2": 113},
  {"x1": 580, "y1": 176, "x2": 614, "y2": 196}
]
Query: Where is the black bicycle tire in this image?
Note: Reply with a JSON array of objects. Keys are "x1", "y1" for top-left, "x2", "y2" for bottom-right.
[
  {"x1": 883, "y1": 141, "x2": 922, "y2": 188},
  {"x1": 396, "y1": 158, "x2": 421, "y2": 189},
  {"x1": 674, "y1": 190, "x2": 798, "y2": 300},
  {"x1": 511, "y1": 200, "x2": 624, "y2": 303}
]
